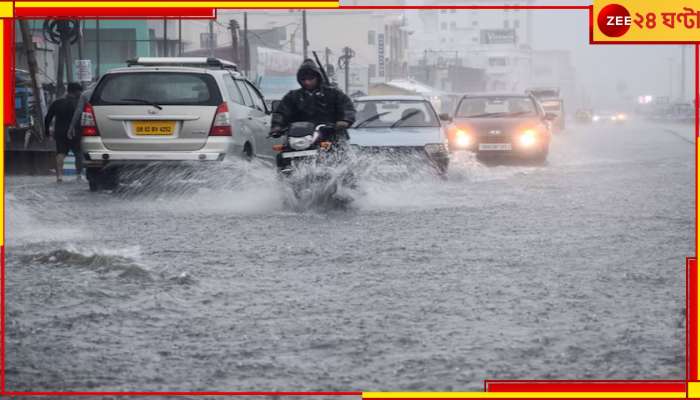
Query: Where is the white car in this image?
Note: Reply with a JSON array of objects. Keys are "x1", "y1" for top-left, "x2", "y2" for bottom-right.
[
  {"x1": 349, "y1": 95, "x2": 450, "y2": 174},
  {"x1": 82, "y1": 57, "x2": 272, "y2": 191}
]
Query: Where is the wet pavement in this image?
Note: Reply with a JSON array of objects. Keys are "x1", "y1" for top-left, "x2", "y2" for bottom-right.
[{"x1": 6, "y1": 120, "x2": 692, "y2": 392}]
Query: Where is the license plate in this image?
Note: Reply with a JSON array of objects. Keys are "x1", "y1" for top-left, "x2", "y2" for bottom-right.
[
  {"x1": 132, "y1": 121, "x2": 176, "y2": 136},
  {"x1": 479, "y1": 143, "x2": 512, "y2": 151},
  {"x1": 281, "y1": 149, "x2": 318, "y2": 159}
]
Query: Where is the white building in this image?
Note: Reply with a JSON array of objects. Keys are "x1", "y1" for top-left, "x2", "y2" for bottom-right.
[{"x1": 404, "y1": 0, "x2": 535, "y2": 92}]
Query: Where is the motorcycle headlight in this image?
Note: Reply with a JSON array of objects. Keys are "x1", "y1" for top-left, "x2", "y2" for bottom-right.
[
  {"x1": 289, "y1": 135, "x2": 314, "y2": 150},
  {"x1": 424, "y1": 143, "x2": 447, "y2": 154}
]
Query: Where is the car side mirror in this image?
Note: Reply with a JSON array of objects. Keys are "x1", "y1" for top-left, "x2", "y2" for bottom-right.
[
  {"x1": 439, "y1": 113, "x2": 452, "y2": 122},
  {"x1": 270, "y1": 100, "x2": 281, "y2": 114},
  {"x1": 544, "y1": 112, "x2": 557, "y2": 121}
]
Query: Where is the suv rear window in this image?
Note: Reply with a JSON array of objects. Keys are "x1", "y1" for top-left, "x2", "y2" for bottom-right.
[{"x1": 91, "y1": 72, "x2": 222, "y2": 106}]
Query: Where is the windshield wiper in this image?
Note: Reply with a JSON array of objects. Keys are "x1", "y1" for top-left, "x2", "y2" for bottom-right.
[
  {"x1": 354, "y1": 112, "x2": 391, "y2": 128},
  {"x1": 504, "y1": 111, "x2": 534, "y2": 117},
  {"x1": 120, "y1": 98, "x2": 163, "y2": 110},
  {"x1": 390, "y1": 109, "x2": 421, "y2": 128},
  {"x1": 461, "y1": 112, "x2": 509, "y2": 118}
]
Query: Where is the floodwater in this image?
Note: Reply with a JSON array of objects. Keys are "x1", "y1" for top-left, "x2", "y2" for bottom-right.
[{"x1": 6, "y1": 120, "x2": 692, "y2": 392}]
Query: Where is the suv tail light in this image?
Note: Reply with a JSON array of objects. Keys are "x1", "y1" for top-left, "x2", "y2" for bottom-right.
[
  {"x1": 209, "y1": 103, "x2": 232, "y2": 136},
  {"x1": 81, "y1": 102, "x2": 99, "y2": 136}
]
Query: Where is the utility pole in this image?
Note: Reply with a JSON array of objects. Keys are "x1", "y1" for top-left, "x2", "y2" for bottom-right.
[
  {"x1": 302, "y1": 10, "x2": 308, "y2": 59},
  {"x1": 163, "y1": 19, "x2": 167, "y2": 57},
  {"x1": 668, "y1": 57, "x2": 674, "y2": 100},
  {"x1": 325, "y1": 47, "x2": 331, "y2": 69},
  {"x1": 681, "y1": 45, "x2": 687, "y2": 101},
  {"x1": 56, "y1": 44, "x2": 65, "y2": 97},
  {"x1": 64, "y1": 38, "x2": 73, "y2": 85},
  {"x1": 178, "y1": 18, "x2": 182, "y2": 55},
  {"x1": 243, "y1": 12, "x2": 250, "y2": 75},
  {"x1": 96, "y1": 19, "x2": 100, "y2": 78},
  {"x1": 228, "y1": 19, "x2": 240, "y2": 64},
  {"x1": 208, "y1": 20, "x2": 214, "y2": 57},
  {"x1": 18, "y1": 20, "x2": 46, "y2": 138},
  {"x1": 424, "y1": 49, "x2": 429, "y2": 84},
  {"x1": 77, "y1": 20, "x2": 83, "y2": 60}
]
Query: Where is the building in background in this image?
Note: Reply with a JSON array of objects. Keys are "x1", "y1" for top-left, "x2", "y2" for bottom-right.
[
  {"x1": 15, "y1": 19, "x2": 152, "y2": 99},
  {"x1": 403, "y1": 0, "x2": 535, "y2": 93},
  {"x1": 166, "y1": 10, "x2": 410, "y2": 90}
]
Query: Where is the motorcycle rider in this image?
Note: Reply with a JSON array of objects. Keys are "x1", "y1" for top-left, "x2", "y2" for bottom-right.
[{"x1": 270, "y1": 59, "x2": 356, "y2": 142}]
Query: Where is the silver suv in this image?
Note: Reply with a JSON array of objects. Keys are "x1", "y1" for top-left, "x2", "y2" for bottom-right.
[{"x1": 81, "y1": 57, "x2": 271, "y2": 191}]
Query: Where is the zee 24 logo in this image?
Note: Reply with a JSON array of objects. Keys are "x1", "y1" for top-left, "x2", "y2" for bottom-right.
[{"x1": 598, "y1": 3, "x2": 700, "y2": 38}]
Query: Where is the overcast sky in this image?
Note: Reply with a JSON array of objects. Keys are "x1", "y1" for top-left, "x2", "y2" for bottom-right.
[
  {"x1": 531, "y1": 8, "x2": 693, "y2": 106},
  {"x1": 340, "y1": 0, "x2": 695, "y2": 106}
]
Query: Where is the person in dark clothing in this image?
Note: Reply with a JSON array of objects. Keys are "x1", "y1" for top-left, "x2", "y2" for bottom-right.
[
  {"x1": 45, "y1": 82, "x2": 83, "y2": 183},
  {"x1": 270, "y1": 59, "x2": 356, "y2": 141}
]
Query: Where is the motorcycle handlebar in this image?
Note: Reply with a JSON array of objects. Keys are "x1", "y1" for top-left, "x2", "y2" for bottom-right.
[{"x1": 268, "y1": 123, "x2": 338, "y2": 138}]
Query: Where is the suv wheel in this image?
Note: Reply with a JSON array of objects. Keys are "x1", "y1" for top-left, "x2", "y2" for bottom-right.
[{"x1": 87, "y1": 167, "x2": 101, "y2": 192}]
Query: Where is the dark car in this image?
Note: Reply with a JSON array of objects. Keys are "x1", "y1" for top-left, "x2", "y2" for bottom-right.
[{"x1": 447, "y1": 93, "x2": 556, "y2": 163}]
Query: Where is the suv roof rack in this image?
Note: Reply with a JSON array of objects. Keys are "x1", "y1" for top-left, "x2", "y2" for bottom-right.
[{"x1": 126, "y1": 57, "x2": 240, "y2": 72}]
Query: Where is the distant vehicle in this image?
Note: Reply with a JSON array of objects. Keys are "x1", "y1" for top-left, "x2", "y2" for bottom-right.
[
  {"x1": 349, "y1": 95, "x2": 450, "y2": 174},
  {"x1": 575, "y1": 109, "x2": 593, "y2": 124},
  {"x1": 448, "y1": 93, "x2": 555, "y2": 163},
  {"x1": 592, "y1": 110, "x2": 628, "y2": 123},
  {"x1": 81, "y1": 57, "x2": 272, "y2": 191},
  {"x1": 526, "y1": 87, "x2": 565, "y2": 130}
]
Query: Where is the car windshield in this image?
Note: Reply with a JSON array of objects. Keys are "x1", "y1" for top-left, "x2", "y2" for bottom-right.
[
  {"x1": 456, "y1": 96, "x2": 538, "y2": 118},
  {"x1": 540, "y1": 99, "x2": 562, "y2": 111},
  {"x1": 530, "y1": 89, "x2": 559, "y2": 98},
  {"x1": 352, "y1": 100, "x2": 440, "y2": 128},
  {"x1": 92, "y1": 72, "x2": 221, "y2": 106}
]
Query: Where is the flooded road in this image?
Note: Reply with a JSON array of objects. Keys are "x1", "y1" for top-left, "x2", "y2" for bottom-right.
[{"x1": 6, "y1": 120, "x2": 692, "y2": 392}]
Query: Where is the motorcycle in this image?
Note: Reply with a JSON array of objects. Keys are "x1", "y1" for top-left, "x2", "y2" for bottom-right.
[{"x1": 271, "y1": 121, "x2": 357, "y2": 206}]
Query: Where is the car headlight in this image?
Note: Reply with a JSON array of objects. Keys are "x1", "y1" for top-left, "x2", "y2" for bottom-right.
[
  {"x1": 593, "y1": 115, "x2": 600, "y2": 121},
  {"x1": 617, "y1": 113, "x2": 626, "y2": 120},
  {"x1": 455, "y1": 129, "x2": 472, "y2": 148},
  {"x1": 518, "y1": 129, "x2": 537, "y2": 147},
  {"x1": 611, "y1": 116, "x2": 618, "y2": 121},
  {"x1": 424, "y1": 143, "x2": 447, "y2": 154},
  {"x1": 289, "y1": 135, "x2": 314, "y2": 150}
]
